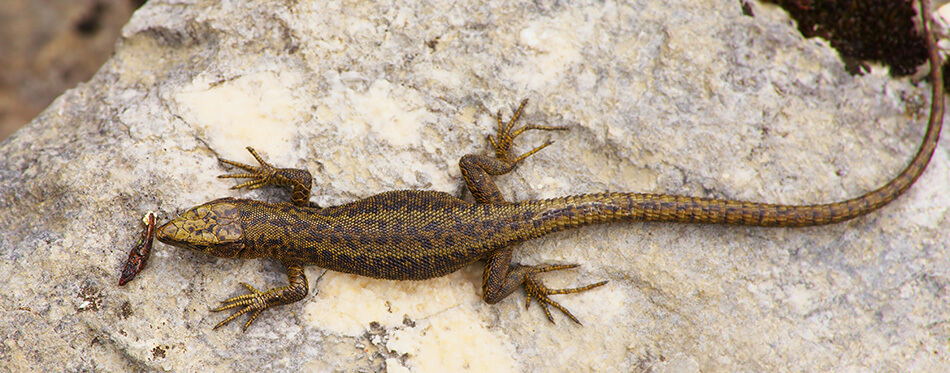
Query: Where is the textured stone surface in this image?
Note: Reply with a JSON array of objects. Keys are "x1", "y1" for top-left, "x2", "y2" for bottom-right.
[
  {"x1": 0, "y1": 0, "x2": 141, "y2": 141},
  {"x1": 0, "y1": 0, "x2": 947, "y2": 371}
]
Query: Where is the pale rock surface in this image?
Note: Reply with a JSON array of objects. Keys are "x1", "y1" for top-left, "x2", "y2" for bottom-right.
[{"x1": 0, "y1": 0, "x2": 948, "y2": 371}]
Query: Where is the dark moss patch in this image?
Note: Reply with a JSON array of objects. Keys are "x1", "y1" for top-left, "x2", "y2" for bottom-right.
[{"x1": 761, "y1": 0, "x2": 926, "y2": 77}]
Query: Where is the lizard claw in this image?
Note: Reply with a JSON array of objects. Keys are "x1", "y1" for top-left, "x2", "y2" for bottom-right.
[
  {"x1": 216, "y1": 147, "x2": 313, "y2": 206},
  {"x1": 217, "y1": 147, "x2": 279, "y2": 190},
  {"x1": 522, "y1": 264, "x2": 607, "y2": 325},
  {"x1": 489, "y1": 99, "x2": 568, "y2": 166},
  {"x1": 211, "y1": 282, "x2": 277, "y2": 331},
  {"x1": 209, "y1": 265, "x2": 308, "y2": 331}
]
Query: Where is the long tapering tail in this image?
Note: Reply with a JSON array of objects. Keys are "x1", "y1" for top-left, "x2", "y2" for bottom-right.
[{"x1": 525, "y1": 10, "x2": 943, "y2": 232}]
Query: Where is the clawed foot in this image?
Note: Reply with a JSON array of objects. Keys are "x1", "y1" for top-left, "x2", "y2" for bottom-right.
[
  {"x1": 522, "y1": 264, "x2": 608, "y2": 325},
  {"x1": 211, "y1": 282, "x2": 279, "y2": 331},
  {"x1": 217, "y1": 147, "x2": 313, "y2": 206},
  {"x1": 218, "y1": 147, "x2": 279, "y2": 190},
  {"x1": 489, "y1": 99, "x2": 568, "y2": 165}
]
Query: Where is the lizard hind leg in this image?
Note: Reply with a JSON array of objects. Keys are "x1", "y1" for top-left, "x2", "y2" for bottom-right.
[
  {"x1": 482, "y1": 249, "x2": 607, "y2": 324},
  {"x1": 489, "y1": 98, "x2": 569, "y2": 166},
  {"x1": 459, "y1": 99, "x2": 568, "y2": 204}
]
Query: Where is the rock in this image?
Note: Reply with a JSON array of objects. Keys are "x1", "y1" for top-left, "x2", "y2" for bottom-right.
[{"x1": 0, "y1": 0, "x2": 947, "y2": 371}]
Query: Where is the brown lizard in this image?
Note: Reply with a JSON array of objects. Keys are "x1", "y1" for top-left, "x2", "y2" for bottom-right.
[{"x1": 130, "y1": 10, "x2": 945, "y2": 331}]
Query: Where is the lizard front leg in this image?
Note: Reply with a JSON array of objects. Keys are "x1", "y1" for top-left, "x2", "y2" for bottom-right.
[
  {"x1": 462, "y1": 99, "x2": 606, "y2": 324},
  {"x1": 212, "y1": 263, "x2": 309, "y2": 331},
  {"x1": 218, "y1": 147, "x2": 314, "y2": 207}
]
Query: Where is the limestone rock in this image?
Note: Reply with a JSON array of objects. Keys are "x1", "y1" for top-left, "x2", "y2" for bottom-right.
[{"x1": 1, "y1": 0, "x2": 947, "y2": 371}]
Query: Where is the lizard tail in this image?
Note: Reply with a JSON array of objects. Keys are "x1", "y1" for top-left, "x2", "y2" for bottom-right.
[{"x1": 526, "y1": 10, "x2": 943, "y2": 231}]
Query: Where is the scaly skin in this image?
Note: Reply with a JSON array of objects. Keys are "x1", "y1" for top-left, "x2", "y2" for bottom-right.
[{"x1": 153, "y1": 19, "x2": 944, "y2": 330}]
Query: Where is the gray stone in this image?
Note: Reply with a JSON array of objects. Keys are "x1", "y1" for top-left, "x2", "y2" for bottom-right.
[{"x1": 1, "y1": 0, "x2": 947, "y2": 371}]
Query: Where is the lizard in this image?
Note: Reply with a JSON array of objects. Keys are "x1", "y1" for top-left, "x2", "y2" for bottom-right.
[{"x1": 143, "y1": 14, "x2": 945, "y2": 331}]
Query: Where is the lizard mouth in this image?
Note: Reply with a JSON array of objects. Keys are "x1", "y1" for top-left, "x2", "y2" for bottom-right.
[{"x1": 154, "y1": 220, "x2": 175, "y2": 244}]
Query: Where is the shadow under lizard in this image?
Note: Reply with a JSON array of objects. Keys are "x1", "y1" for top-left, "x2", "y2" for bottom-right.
[{"x1": 121, "y1": 15, "x2": 945, "y2": 331}]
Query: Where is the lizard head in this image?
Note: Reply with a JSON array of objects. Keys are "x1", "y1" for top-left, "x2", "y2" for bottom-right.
[{"x1": 156, "y1": 198, "x2": 246, "y2": 258}]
